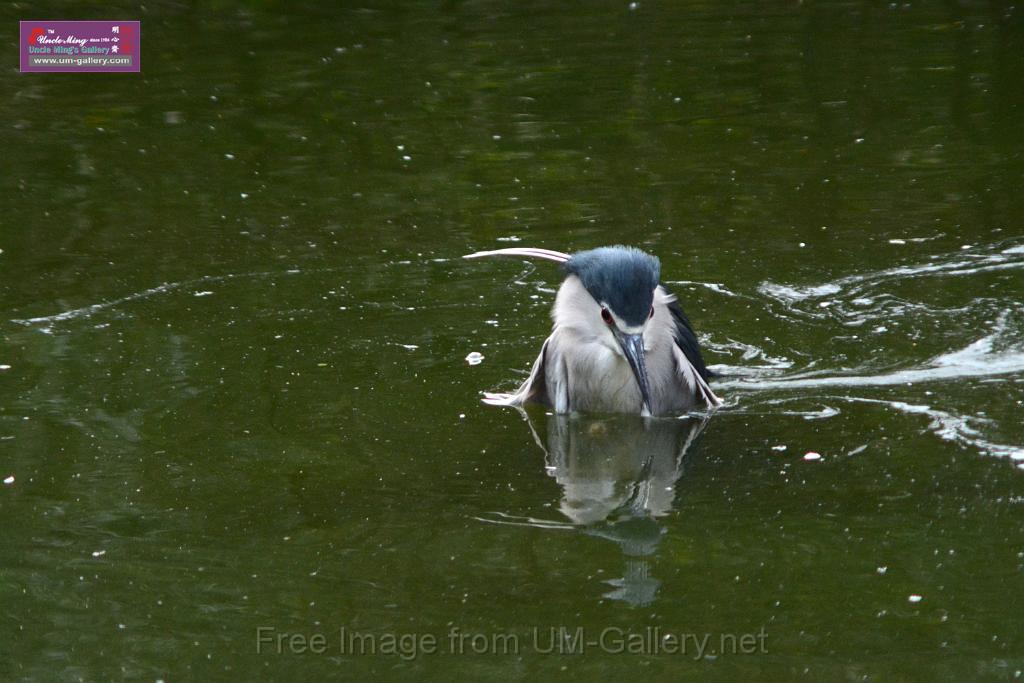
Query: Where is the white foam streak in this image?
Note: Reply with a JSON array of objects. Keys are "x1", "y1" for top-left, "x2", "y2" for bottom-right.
[
  {"x1": 11, "y1": 270, "x2": 290, "y2": 326},
  {"x1": 719, "y1": 316, "x2": 1024, "y2": 391},
  {"x1": 13, "y1": 283, "x2": 179, "y2": 325},
  {"x1": 759, "y1": 239, "x2": 1024, "y2": 306},
  {"x1": 848, "y1": 398, "x2": 1024, "y2": 462},
  {"x1": 758, "y1": 282, "x2": 841, "y2": 303},
  {"x1": 665, "y1": 280, "x2": 747, "y2": 298}
]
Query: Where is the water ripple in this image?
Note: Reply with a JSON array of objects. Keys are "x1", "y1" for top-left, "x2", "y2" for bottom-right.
[
  {"x1": 708, "y1": 240, "x2": 1024, "y2": 465},
  {"x1": 718, "y1": 311, "x2": 1024, "y2": 391}
]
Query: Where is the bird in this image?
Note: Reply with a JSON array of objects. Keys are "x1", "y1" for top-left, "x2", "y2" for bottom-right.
[{"x1": 464, "y1": 245, "x2": 721, "y2": 417}]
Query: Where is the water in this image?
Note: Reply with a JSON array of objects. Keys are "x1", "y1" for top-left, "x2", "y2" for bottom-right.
[{"x1": 3, "y1": 1, "x2": 1024, "y2": 680}]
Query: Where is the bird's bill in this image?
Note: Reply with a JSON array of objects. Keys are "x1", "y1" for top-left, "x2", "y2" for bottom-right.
[{"x1": 618, "y1": 332, "x2": 653, "y2": 415}]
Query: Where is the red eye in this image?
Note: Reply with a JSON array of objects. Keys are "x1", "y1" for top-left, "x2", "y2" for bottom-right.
[
  {"x1": 601, "y1": 308, "x2": 613, "y2": 325},
  {"x1": 649, "y1": 306, "x2": 655, "y2": 319}
]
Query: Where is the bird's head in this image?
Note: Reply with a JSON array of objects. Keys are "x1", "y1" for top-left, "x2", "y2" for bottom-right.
[{"x1": 561, "y1": 246, "x2": 661, "y2": 414}]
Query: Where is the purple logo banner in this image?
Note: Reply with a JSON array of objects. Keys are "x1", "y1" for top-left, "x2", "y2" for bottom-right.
[{"x1": 20, "y1": 20, "x2": 140, "y2": 73}]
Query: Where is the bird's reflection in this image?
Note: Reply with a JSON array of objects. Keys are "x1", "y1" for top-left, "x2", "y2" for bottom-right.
[{"x1": 522, "y1": 412, "x2": 709, "y2": 606}]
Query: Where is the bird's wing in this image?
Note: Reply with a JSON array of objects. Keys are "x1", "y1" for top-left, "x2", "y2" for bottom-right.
[
  {"x1": 659, "y1": 284, "x2": 722, "y2": 409},
  {"x1": 483, "y1": 335, "x2": 552, "y2": 407},
  {"x1": 670, "y1": 343, "x2": 722, "y2": 408}
]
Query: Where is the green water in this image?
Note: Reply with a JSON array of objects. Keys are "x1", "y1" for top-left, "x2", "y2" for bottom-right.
[{"x1": 3, "y1": 1, "x2": 1024, "y2": 680}]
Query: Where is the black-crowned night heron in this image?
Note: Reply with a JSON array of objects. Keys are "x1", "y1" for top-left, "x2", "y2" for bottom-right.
[{"x1": 465, "y1": 245, "x2": 722, "y2": 417}]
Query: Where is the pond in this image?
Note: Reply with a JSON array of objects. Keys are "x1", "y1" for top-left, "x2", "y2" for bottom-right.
[{"x1": 3, "y1": 1, "x2": 1023, "y2": 680}]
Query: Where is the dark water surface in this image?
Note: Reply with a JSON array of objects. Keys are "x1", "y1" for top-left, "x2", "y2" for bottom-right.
[{"x1": 3, "y1": 1, "x2": 1024, "y2": 680}]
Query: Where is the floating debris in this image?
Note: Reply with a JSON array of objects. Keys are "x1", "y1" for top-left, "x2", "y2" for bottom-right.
[
  {"x1": 876, "y1": 566, "x2": 887, "y2": 575},
  {"x1": 92, "y1": 550, "x2": 106, "y2": 558},
  {"x1": 908, "y1": 594, "x2": 923, "y2": 603},
  {"x1": 803, "y1": 451, "x2": 822, "y2": 461},
  {"x1": 771, "y1": 445, "x2": 788, "y2": 452},
  {"x1": 193, "y1": 291, "x2": 213, "y2": 297},
  {"x1": 3, "y1": 475, "x2": 13, "y2": 485},
  {"x1": 465, "y1": 351, "x2": 485, "y2": 366},
  {"x1": 0, "y1": 365, "x2": 10, "y2": 370}
]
